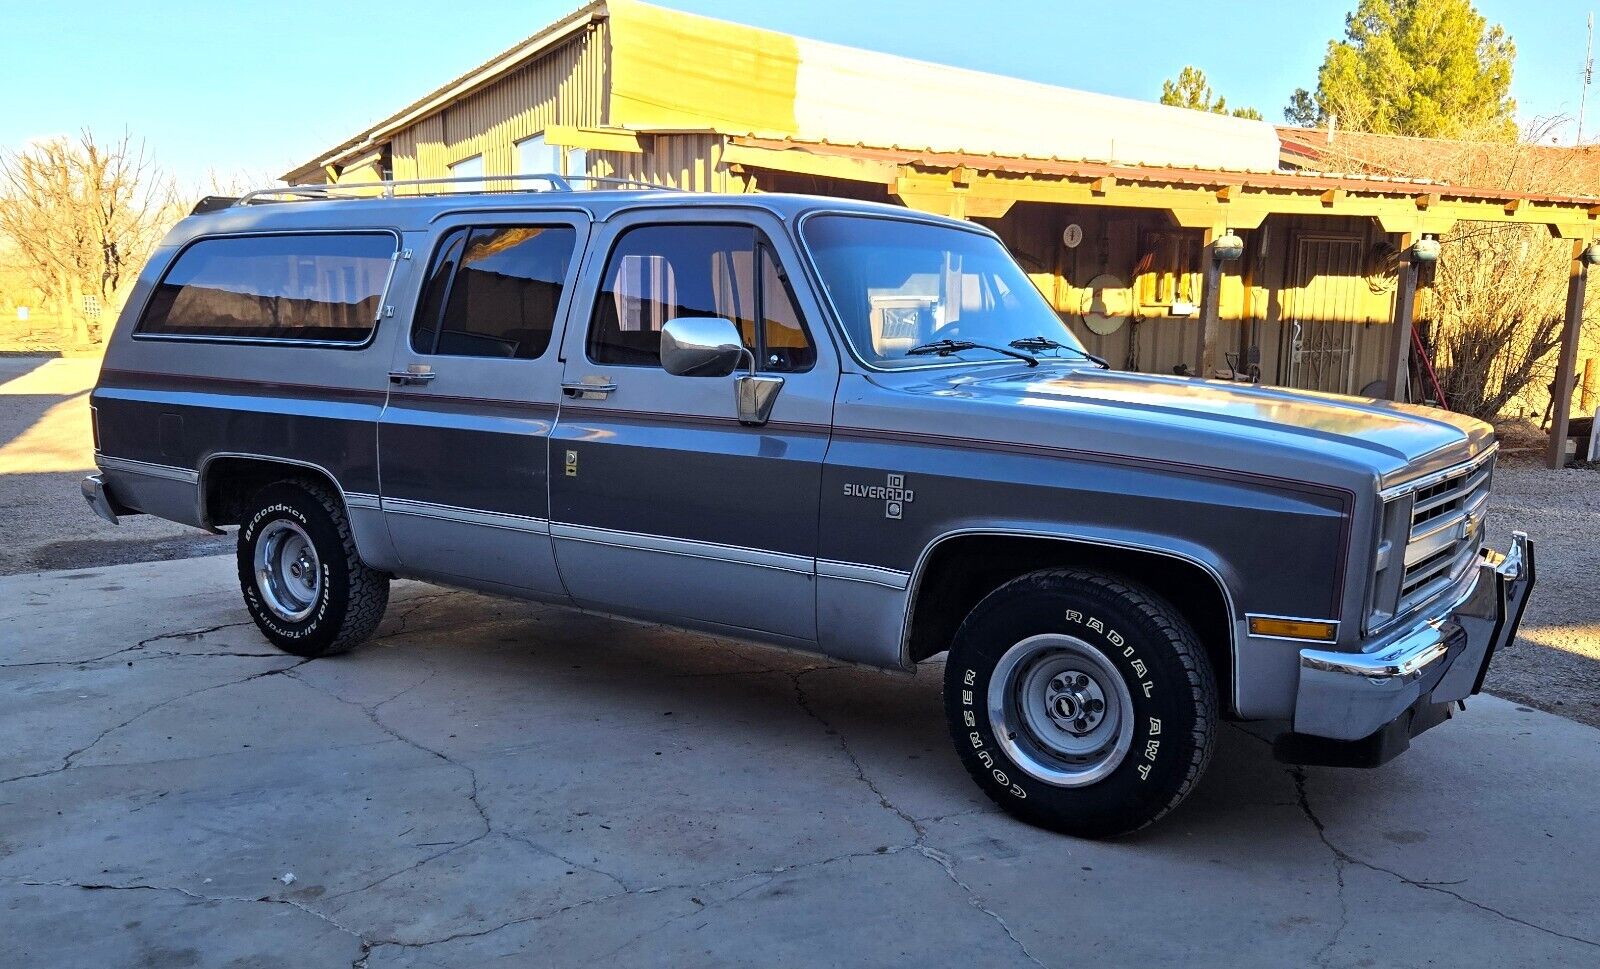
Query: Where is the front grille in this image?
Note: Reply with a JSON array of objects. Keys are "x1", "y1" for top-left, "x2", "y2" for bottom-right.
[{"x1": 1397, "y1": 456, "x2": 1492, "y2": 613}]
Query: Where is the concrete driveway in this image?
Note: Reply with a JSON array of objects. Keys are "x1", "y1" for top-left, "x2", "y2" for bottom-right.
[{"x1": 2, "y1": 556, "x2": 1597, "y2": 968}]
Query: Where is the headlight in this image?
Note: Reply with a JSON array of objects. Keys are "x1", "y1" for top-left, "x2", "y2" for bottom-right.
[{"x1": 1366, "y1": 494, "x2": 1413, "y2": 632}]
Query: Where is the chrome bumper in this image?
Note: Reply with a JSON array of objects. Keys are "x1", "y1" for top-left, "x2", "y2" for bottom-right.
[
  {"x1": 81, "y1": 473, "x2": 120, "y2": 524},
  {"x1": 1292, "y1": 532, "x2": 1534, "y2": 742}
]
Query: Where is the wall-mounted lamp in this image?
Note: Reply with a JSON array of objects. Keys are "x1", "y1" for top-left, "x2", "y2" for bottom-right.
[
  {"x1": 1212, "y1": 233, "x2": 1245, "y2": 262},
  {"x1": 1410, "y1": 237, "x2": 1441, "y2": 263},
  {"x1": 1583, "y1": 241, "x2": 1600, "y2": 265}
]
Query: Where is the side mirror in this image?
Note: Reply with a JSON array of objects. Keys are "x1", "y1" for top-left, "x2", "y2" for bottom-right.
[
  {"x1": 658, "y1": 316, "x2": 785, "y2": 426},
  {"x1": 660, "y1": 317, "x2": 746, "y2": 378}
]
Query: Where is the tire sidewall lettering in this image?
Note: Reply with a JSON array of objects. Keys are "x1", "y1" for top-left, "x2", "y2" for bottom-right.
[
  {"x1": 242, "y1": 501, "x2": 333, "y2": 642},
  {"x1": 959, "y1": 606, "x2": 1173, "y2": 803}
]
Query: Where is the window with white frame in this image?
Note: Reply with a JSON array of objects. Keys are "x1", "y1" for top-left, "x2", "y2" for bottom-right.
[
  {"x1": 448, "y1": 154, "x2": 484, "y2": 191},
  {"x1": 516, "y1": 134, "x2": 588, "y2": 187}
]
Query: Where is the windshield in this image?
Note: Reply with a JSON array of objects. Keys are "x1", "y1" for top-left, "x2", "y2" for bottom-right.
[{"x1": 802, "y1": 215, "x2": 1087, "y2": 369}]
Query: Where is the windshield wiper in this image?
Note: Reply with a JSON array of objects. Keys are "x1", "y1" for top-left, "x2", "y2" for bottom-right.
[
  {"x1": 1008, "y1": 336, "x2": 1111, "y2": 370},
  {"x1": 905, "y1": 338, "x2": 1038, "y2": 367}
]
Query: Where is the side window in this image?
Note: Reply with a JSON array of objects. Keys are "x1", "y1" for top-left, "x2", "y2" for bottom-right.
[
  {"x1": 137, "y1": 233, "x2": 395, "y2": 343},
  {"x1": 411, "y1": 225, "x2": 576, "y2": 360},
  {"x1": 587, "y1": 224, "x2": 815, "y2": 372}
]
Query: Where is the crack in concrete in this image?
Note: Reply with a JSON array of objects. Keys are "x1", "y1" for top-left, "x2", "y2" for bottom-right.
[
  {"x1": 284, "y1": 668, "x2": 632, "y2": 914},
  {"x1": 1290, "y1": 767, "x2": 1598, "y2": 952},
  {"x1": 12, "y1": 877, "x2": 369, "y2": 950},
  {"x1": 374, "y1": 592, "x2": 463, "y2": 640},
  {"x1": 787, "y1": 670, "x2": 1047, "y2": 969},
  {"x1": 0, "y1": 619, "x2": 257, "y2": 669},
  {"x1": 0, "y1": 659, "x2": 309, "y2": 785}
]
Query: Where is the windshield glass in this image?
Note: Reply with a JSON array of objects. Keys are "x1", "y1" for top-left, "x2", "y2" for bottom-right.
[{"x1": 802, "y1": 215, "x2": 1087, "y2": 369}]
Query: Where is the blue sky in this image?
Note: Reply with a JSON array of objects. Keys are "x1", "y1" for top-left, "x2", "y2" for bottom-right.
[{"x1": 2, "y1": 0, "x2": 1591, "y2": 188}]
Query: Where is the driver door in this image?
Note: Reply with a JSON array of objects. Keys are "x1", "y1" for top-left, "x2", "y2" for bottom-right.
[{"x1": 547, "y1": 210, "x2": 836, "y2": 642}]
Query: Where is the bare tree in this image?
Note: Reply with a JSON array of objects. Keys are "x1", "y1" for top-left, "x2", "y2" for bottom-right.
[
  {"x1": 1309, "y1": 118, "x2": 1598, "y2": 419},
  {"x1": 0, "y1": 129, "x2": 177, "y2": 343}
]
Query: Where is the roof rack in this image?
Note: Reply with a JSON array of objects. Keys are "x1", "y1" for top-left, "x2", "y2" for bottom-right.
[{"x1": 233, "y1": 173, "x2": 680, "y2": 206}]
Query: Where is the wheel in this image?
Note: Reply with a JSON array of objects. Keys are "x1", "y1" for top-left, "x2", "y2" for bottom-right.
[
  {"x1": 943, "y1": 568, "x2": 1217, "y2": 838},
  {"x1": 236, "y1": 480, "x2": 389, "y2": 657}
]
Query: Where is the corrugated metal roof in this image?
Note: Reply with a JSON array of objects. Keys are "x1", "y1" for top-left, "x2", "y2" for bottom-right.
[
  {"x1": 730, "y1": 136, "x2": 1600, "y2": 207},
  {"x1": 1278, "y1": 125, "x2": 1600, "y2": 197}
]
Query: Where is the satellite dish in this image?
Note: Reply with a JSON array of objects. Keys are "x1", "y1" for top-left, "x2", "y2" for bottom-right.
[{"x1": 1080, "y1": 273, "x2": 1130, "y2": 335}]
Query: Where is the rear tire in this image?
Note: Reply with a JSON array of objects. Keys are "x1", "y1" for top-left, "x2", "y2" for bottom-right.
[
  {"x1": 943, "y1": 568, "x2": 1216, "y2": 838},
  {"x1": 237, "y1": 480, "x2": 388, "y2": 657}
]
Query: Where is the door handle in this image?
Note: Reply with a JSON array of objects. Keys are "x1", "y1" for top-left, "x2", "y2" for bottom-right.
[
  {"x1": 562, "y1": 379, "x2": 618, "y2": 400},
  {"x1": 389, "y1": 369, "x2": 437, "y2": 386}
]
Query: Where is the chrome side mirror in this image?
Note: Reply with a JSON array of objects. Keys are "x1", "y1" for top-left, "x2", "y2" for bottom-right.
[
  {"x1": 659, "y1": 317, "x2": 784, "y2": 426},
  {"x1": 660, "y1": 317, "x2": 745, "y2": 378}
]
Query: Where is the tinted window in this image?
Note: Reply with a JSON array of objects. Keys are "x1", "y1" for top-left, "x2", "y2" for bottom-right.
[
  {"x1": 138, "y1": 233, "x2": 395, "y2": 342},
  {"x1": 411, "y1": 225, "x2": 575, "y2": 360},
  {"x1": 588, "y1": 224, "x2": 814, "y2": 372}
]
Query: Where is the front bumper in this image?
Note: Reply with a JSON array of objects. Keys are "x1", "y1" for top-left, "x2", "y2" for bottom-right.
[{"x1": 1283, "y1": 532, "x2": 1534, "y2": 759}]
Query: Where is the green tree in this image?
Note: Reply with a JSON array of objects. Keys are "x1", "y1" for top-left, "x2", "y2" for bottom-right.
[
  {"x1": 1160, "y1": 66, "x2": 1264, "y2": 120},
  {"x1": 1285, "y1": 0, "x2": 1516, "y2": 138}
]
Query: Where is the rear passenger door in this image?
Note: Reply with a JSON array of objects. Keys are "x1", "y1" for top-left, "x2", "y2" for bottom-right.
[
  {"x1": 548, "y1": 210, "x2": 835, "y2": 642},
  {"x1": 377, "y1": 213, "x2": 588, "y2": 596}
]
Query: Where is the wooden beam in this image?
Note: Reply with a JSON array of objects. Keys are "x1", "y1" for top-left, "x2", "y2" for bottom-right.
[
  {"x1": 543, "y1": 125, "x2": 648, "y2": 154},
  {"x1": 1321, "y1": 188, "x2": 1345, "y2": 206},
  {"x1": 1548, "y1": 239, "x2": 1592, "y2": 468},
  {"x1": 1386, "y1": 238, "x2": 1420, "y2": 403},
  {"x1": 1195, "y1": 224, "x2": 1230, "y2": 378},
  {"x1": 720, "y1": 142, "x2": 899, "y2": 185},
  {"x1": 1091, "y1": 176, "x2": 1116, "y2": 195}
]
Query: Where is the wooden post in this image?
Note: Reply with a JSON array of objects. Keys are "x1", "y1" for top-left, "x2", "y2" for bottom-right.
[
  {"x1": 1386, "y1": 254, "x2": 1419, "y2": 402},
  {"x1": 1194, "y1": 225, "x2": 1227, "y2": 377},
  {"x1": 1547, "y1": 240, "x2": 1590, "y2": 469}
]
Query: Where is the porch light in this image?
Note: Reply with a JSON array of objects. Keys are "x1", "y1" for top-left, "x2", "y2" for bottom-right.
[
  {"x1": 1212, "y1": 233, "x2": 1245, "y2": 261},
  {"x1": 1410, "y1": 237, "x2": 1441, "y2": 263}
]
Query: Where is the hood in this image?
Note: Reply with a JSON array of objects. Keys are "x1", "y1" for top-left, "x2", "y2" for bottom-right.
[{"x1": 884, "y1": 364, "x2": 1493, "y2": 481}]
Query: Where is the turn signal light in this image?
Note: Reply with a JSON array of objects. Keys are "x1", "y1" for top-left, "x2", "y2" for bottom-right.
[{"x1": 1248, "y1": 617, "x2": 1339, "y2": 642}]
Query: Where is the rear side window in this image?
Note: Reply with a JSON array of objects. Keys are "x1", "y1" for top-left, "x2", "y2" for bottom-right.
[
  {"x1": 137, "y1": 233, "x2": 396, "y2": 343},
  {"x1": 411, "y1": 225, "x2": 576, "y2": 360}
]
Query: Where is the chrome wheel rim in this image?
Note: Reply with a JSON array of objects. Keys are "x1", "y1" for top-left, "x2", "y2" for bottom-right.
[
  {"x1": 988, "y1": 634, "x2": 1135, "y2": 787},
  {"x1": 254, "y1": 520, "x2": 321, "y2": 622}
]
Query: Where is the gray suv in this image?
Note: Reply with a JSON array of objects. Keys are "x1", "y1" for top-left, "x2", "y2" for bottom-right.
[{"x1": 82, "y1": 181, "x2": 1533, "y2": 837}]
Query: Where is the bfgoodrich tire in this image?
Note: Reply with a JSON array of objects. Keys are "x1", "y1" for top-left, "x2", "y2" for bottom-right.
[
  {"x1": 237, "y1": 480, "x2": 389, "y2": 657},
  {"x1": 944, "y1": 568, "x2": 1217, "y2": 838}
]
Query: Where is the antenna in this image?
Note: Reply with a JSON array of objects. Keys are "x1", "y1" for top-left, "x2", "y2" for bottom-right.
[{"x1": 1581, "y1": 12, "x2": 1594, "y2": 143}]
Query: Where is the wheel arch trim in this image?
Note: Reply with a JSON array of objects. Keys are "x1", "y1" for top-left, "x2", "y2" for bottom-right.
[
  {"x1": 197, "y1": 451, "x2": 368, "y2": 529},
  {"x1": 899, "y1": 527, "x2": 1239, "y2": 707}
]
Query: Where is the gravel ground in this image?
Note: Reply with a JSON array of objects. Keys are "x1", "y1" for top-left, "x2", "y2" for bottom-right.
[
  {"x1": 3, "y1": 354, "x2": 1595, "y2": 726},
  {"x1": 1482, "y1": 461, "x2": 1600, "y2": 727}
]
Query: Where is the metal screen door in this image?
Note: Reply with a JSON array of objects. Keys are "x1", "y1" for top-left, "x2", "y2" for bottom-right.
[{"x1": 1283, "y1": 234, "x2": 1364, "y2": 394}]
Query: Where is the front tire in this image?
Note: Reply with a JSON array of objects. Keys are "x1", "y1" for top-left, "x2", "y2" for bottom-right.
[
  {"x1": 237, "y1": 480, "x2": 389, "y2": 657},
  {"x1": 944, "y1": 568, "x2": 1216, "y2": 838}
]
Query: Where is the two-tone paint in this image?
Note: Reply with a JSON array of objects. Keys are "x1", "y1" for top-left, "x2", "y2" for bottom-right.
[{"x1": 89, "y1": 189, "x2": 1504, "y2": 729}]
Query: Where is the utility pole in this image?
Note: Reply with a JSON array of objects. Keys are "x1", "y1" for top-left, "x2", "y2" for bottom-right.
[{"x1": 1581, "y1": 13, "x2": 1594, "y2": 144}]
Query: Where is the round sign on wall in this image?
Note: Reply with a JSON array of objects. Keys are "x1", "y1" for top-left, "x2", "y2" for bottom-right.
[
  {"x1": 1062, "y1": 223, "x2": 1084, "y2": 249},
  {"x1": 1079, "y1": 273, "x2": 1130, "y2": 335}
]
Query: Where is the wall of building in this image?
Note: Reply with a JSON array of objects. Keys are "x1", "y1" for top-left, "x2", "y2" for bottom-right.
[
  {"x1": 984, "y1": 203, "x2": 1401, "y2": 390},
  {"x1": 386, "y1": 21, "x2": 609, "y2": 188}
]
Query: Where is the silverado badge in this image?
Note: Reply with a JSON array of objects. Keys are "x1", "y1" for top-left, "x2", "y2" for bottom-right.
[{"x1": 844, "y1": 473, "x2": 915, "y2": 520}]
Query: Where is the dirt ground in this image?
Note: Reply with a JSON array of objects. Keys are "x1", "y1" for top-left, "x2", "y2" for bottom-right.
[{"x1": 2, "y1": 354, "x2": 1595, "y2": 727}]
